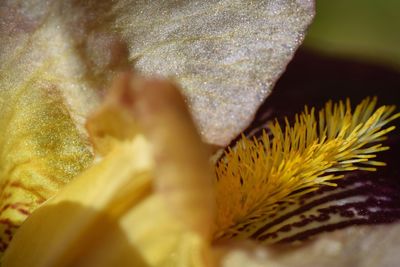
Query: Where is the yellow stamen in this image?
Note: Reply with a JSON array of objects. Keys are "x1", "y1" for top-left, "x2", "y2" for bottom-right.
[{"x1": 214, "y1": 97, "x2": 400, "y2": 241}]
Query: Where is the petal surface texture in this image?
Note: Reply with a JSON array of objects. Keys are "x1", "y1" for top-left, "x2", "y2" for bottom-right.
[
  {"x1": 1, "y1": 0, "x2": 314, "y2": 146},
  {"x1": 112, "y1": 0, "x2": 315, "y2": 145},
  {"x1": 0, "y1": 84, "x2": 94, "y2": 254}
]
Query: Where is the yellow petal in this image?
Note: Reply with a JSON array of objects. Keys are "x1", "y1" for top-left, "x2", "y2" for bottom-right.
[
  {"x1": 0, "y1": 82, "x2": 93, "y2": 254},
  {"x1": 2, "y1": 137, "x2": 153, "y2": 267},
  {"x1": 88, "y1": 74, "x2": 216, "y2": 237},
  {"x1": 3, "y1": 76, "x2": 215, "y2": 267},
  {"x1": 85, "y1": 72, "x2": 141, "y2": 156}
]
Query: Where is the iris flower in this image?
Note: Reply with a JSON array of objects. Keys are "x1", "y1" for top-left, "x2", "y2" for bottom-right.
[{"x1": 0, "y1": 1, "x2": 399, "y2": 266}]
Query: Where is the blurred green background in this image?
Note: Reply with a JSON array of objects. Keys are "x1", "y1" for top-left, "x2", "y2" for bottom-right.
[{"x1": 304, "y1": 0, "x2": 400, "y2": 70}]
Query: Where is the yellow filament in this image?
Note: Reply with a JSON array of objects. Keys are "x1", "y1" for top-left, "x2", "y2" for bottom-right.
[{"x1": 215, "y1": 97, "x2": 400, "y2": 240}]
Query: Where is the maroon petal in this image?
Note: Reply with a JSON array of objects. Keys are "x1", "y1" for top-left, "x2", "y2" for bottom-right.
[{"x1": 232, "y1": 50, "x2": 400, "y2": 243}]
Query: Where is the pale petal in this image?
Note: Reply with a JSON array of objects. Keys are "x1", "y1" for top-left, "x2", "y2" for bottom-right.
[
  {"x1": 218, "y1": 224, "x2": 400, "y2": 267},
  {"x1": 1, "y1": 0, "x2": 314, "y2": 146},
  {"x1": 112, "y1": 0, "x2": 315, "y2": 145}
]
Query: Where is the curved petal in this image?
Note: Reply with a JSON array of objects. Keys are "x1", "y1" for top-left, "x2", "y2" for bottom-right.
[
  {"x1": 0, "y1": 78, "x2": 94, "y2": 254},
  {"x1": 113, "y1": 0, "x2": 315, "y2": 145},
  {"x1": 2, "y1": 138, "x2": 154, "y2": 267},
  {"x1": 216, "y1": 224, "x2": 400, "y2": 267},
  {"x1": 1, "y1": 0, "x2": 314, "y2": 146},
  {"x1": 3, "y1": 77, "x2": 216, "y2": 267}
]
